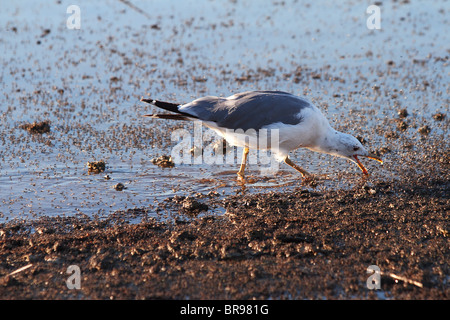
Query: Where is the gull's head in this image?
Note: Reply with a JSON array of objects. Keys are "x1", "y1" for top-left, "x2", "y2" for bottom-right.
[{"x1": 325, "y1": 132, "x2": 383, "y2": 175}]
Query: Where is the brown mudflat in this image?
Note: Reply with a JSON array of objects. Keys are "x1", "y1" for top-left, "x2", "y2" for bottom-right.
[{"x1": 0, "y1": 165, "x2": 448, "y2": 299}]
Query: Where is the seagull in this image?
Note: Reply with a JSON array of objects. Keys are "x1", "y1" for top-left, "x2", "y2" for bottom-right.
[{"x1": 141, "y1": 91, "x2": 382, "y2": 180}]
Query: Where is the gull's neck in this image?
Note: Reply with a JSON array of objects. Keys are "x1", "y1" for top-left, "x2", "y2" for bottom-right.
[{"x1": 308, "y1": 126, "x2": 345, "y2": 157}]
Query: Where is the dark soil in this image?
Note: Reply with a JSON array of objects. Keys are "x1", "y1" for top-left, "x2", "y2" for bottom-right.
[{"x1": 0, "y1": 170, "x2": 448, "y2": 300}]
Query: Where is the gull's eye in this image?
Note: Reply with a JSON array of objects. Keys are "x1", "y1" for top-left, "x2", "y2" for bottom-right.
[{"x1": 353, "y1": 147, "x2": 360, "y2": 151}]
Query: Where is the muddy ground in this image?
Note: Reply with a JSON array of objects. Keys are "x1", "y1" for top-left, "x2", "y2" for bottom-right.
[
  {"x1": 0, "y1": 156, "x2": 448, "y2": 300},
  {"x1": 0, "y1": 0, "x2": 448, "y2": 301}
]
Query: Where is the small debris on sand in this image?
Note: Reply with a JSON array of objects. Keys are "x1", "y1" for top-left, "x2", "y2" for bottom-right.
[
  {"x1": 87, "y1": 161, "x2": 106, "y2": 173},
  {"x1": 113, "y1": 183, "x2": 126, "y2": 191},
  {"x1": 418, "y1": 125, "x2": 431, "y2": 135},
  {"x1": 181, "y1": 197, "x2": 208, "y2": 217},
  {"x1": 151, "y1": 155, "x2": 175, "y2": 168},
  {"x1": 398, "y1": 108, "x2": 409, "y2": 118},
  {"x1": 356, "y1": 136, "x2": 367, "y2": 144},
  {"x1": 432, "y1": 113, "x2": 446, "y2": 121},
  {"x1": 19, "y1": 121, "x2": 51, "y2": 134},
  {"x1": 395, "y1": 119, "x2": 409, "y2": 131}
]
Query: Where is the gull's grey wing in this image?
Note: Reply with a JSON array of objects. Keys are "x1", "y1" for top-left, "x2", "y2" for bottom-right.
[{"x1": 179, "y1": 91, "x2": 313, "y2": 131}]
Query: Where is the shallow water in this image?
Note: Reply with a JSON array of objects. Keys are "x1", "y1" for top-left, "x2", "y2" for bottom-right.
[{"x1": 0, "y1": 0, "x2": 448, "y2": 222}]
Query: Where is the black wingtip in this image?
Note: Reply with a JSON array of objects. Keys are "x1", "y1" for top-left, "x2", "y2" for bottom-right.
[
  {"x1": 142, "y1": 114, "x2": 191, "y2": 121},
  {"x1": 140, "y1": 98, "x2": 155, "y2": 104}
]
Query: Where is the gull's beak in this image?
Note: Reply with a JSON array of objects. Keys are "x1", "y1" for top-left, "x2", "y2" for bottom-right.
[
  {"x1": 353, "y1": 155, "x2": 368, "y2": 175},
  {"x1": 366, "y1": 153, "x2": 383, "y2": 164},
  {"x1": 352, "y1": 154, "x2": 383, "y2": 175}
]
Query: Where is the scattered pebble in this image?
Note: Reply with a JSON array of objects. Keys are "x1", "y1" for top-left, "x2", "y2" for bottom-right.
[
  {"x1": 396, "y1": 119, "x2": 409, "y2": 131},
  {"x1": 356, "y1": 136, "x2": 367, "y2": 145},
  {"x1": 362, "y1": 186, "x2": 377, "y2": 195},
  {"x1": 113, "y1": 183, "x2": 126, "y2": 191},
  {"x1": 398, "y1": 108, "x2": 409, "y2": 118},
  {"x1": 418, "y1": 125, "x2": 431, "y2": 135},
  {"x1": 207, "y1": 190, "x2": 220, "y2": 198},
  {"x1": 19, "y1": 121, "x2": 51, "y2": 134},
  {"x1": 432, "y1": 113, "x2": 446, "y2": 121},
  {"x1": 181, "y1": 197, "x2": 208, "y2": 217},
  {"x1": 151, "y1": 155, "x2": 175, "y2": 168},
  {"x1": 87, "y1": 161, "x2": 106, "y2": 174},
  {"x1": 40, "y1": 28, "x2": 51, "y2": 38}
]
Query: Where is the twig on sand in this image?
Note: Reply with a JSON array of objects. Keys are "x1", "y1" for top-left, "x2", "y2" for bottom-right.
[
  {"x1": 118, "y1": 0, "x2": 152, "y2": 19},
  {"x1": 6, "y1": 264, "x2": 33, "y2": 277},
  {"x1": 382, "y1": 272, "x2": 424, "y2": 288}
]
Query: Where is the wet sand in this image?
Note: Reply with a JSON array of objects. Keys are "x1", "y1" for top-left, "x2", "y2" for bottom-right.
[
  {"x1": 0, "y1": 0, "x2": 448, "y2": 300},
  {"x1": 1, "y1": 0, "x2": 448, "y2": 222},
  {"x1": 1, "y1": 150, "x2": 448, "y2": 299}
]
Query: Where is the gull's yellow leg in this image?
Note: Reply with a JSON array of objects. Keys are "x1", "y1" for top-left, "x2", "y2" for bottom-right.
[
  {"x1": 237, "y1": 147, "x2": 249, "y2": 179},
  {"x1": 284, "y1": 156, "x2": 311, "y2": 178}
]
